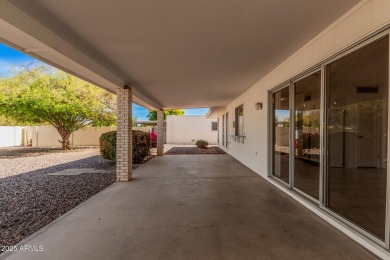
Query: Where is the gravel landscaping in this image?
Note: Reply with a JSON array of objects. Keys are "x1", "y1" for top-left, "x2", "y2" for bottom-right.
[
  {"x1": 0, "y1": 146, "x2": 102, "y2": 159},
  {"x1": 0, "y1": 148, "x2": 116, "y2": 251},
  {"x1": 165, "y1": 146, "x2": 226, "y2": 155}
]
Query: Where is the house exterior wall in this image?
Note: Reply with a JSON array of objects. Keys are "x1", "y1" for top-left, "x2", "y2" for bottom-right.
[
  {"x1": 217, "y1": 1, "x2": 390, "y2": 258},
  {"x1": 220, "y1": 0, "x2": 390, "y2": 175},
  {"x1": 166, "y1": 116, "x2": 217, "y2": 145}
]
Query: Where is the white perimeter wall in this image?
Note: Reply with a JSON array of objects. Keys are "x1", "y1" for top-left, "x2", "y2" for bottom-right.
[
  {"x1": 29, "y1": 126, "x2": 119, "y2": 147},
  {"x1": 217, "y1": 1, "x2": 390, "y2": 258},
  {"x1": 0, "y1": 126, "x2": 24, "y2": 147},
  {"x1": 166, "y1": 116, "x2": 217, "y2": 144},
  {"x1": 29, "y1": 126, "x2": 150, "y2": 147}
]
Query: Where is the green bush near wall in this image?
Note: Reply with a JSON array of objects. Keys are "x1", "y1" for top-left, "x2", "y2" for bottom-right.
[
  {"x1": 132, "y1": 130, "x2": 151, "y2": 163},
  {"x1": 99, "y1": 131, "x2": 117, "y2": 160},
  {"x1": 99, "y1": 130, "x2": 151, "y2": 163},
  {"x1": 196, "y1": 139, "x2": 208, "y2": 149}
]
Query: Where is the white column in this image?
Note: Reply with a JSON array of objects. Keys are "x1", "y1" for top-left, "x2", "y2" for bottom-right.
[
  {"x1": 116, "y1": 86, "x2": 132, "y2": 181},
  {"x1": 157, "y1": 109, "x2": 164, "y2": 156}
]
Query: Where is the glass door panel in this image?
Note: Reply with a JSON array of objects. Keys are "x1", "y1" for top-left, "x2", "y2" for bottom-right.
[
  {"x1": 225, "y1": 113, "x2": 229, "y2": 148},
  {"x1": 222, "y1": 115, "x2": 225, "y2": 146},
  {"x1": 272, "y1": 87, "x2": 290, "y2": 184},
  {"x1": 326, "y1": 36, "x2": 389, "y2": 240},
  {"x1": 294, "y1": 71, "x2": 321, "y2": 200}
]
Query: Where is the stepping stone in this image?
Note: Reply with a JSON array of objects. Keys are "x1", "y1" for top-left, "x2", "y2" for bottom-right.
[{"x1": 48, "y1": 168, "x2": 114, "y2": 176}]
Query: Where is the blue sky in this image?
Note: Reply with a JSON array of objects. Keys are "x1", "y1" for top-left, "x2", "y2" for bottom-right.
[
  {"x1": 0, "y1": 43, "x2": 208, "y2": 120},
  {"x1": 133, "y1": 105, "x2": 209, "y2": 121},
  {"x1": 0, "y1": 43, "x2": 44, "y2": 77},
  {"x1": 275, "y1": 110, "x2": 289, "y2": 122}
]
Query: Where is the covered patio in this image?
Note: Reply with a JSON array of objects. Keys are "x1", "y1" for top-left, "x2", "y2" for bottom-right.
[
  {"x1": 2, "y1": 0, "x2": 390, "y2": 257},
  {"x1": 2, "y1": 155, "x2": 375, "y2": 259}
]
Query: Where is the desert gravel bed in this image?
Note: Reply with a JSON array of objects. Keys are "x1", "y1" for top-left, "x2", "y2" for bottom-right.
[
  {"x1": 0, "y1": 148, "x2": 116, "y2": 251},
  {"x1": 0, "y1": 146, "x2": 98, "y2": 159}
]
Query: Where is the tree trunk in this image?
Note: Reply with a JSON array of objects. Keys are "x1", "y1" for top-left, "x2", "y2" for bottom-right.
[
  {"x1": 61, "y1": 134, "x2": 70, "y2": 150},
  {"x1": 58, "y1": 129, "x2": 71, "y2": 150}
]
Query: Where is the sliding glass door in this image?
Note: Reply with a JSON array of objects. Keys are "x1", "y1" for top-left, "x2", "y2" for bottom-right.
[
  {"x1": 225, "y1": 113, "x2": 229, "y2": 148},
  {"x1": 272, "y1": 87, "x2": 290, "y2": 184},
  {"x1": 271, "y1": 73, "x2": 322, "y2": 196},
  {"x1": 293, "y1": 71, "x2": 321, "y2": 200},
  {"x1": 325, "y1": 36, "x2": 389, "y2": 240},
  {"x1": 222, "y1": 114, "x2": 225, "y2": 146},
  {"x1": 270, "y1": 32, "x2": 390, "y2": 244}
]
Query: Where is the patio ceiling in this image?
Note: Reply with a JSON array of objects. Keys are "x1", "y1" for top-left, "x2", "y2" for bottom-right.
[{"x1": 0, "y1": 0, "x2": 359, "y2": 109}]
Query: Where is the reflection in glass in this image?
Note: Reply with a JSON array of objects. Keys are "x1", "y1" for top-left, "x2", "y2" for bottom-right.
[
  {"x1": 225, "y1": 113, "x2": 229, "y2": 148},
  {"x1": 236, "y1": 105, "x2": 244, "y2": 136},
  {"x1": 326, "y1": 36, "x2": 388, "y2": 239},
  {"x1": 222, "y1": 114, "x2": 225, "y2": 146},
  {"x1": 272, "y1": 87, "x2": 290, "y2": 184},
  {"x1": 294, "y1": 72, "x2": 321, "y2": 200}
]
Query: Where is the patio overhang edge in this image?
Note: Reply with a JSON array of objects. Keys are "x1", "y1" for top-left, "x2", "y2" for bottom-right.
[
  {"x1": 0, "y1": 0, "x2": 161, "y2": 111},
  {"x1": 206, "y1": 106, "x2": 226, "y2": 119}
]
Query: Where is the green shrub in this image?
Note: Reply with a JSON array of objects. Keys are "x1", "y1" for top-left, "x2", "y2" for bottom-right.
[
  {"x1": 99, "y1": 131, "x2": 117, "y2": 160},
  {"x1": 196, "y1": 139, "x2": 208, "y2": 149},
  {"x1": 132, "y1": 130, "x2": 151, "y2": 164},
  {"x1": 99, "y1": 130, "x2": 151, "y2": 163}
]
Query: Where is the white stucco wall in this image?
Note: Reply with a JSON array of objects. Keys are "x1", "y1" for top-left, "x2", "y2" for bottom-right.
[
  {"x1": 219, "y1": 0, "x2": 390, "y2": 176},
  {"x1": 216, "y1": 1, "x2": 390, "y2": 258},
  {"x1": 0, "y1": 126, "x2": 23, "y2": 147},
  {"x1": 166, "y1": 116, "x2": 217, "y2": 145}
]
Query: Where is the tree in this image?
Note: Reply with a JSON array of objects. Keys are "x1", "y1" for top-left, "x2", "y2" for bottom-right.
[
  {"x1": 303, "y1": 111, "x2": 320, "y2": 129},
  {"x1": 0, "y1": 115, "x2": 20, "y2": 126},
  {"x1": 0, "y1": 66, "x2": 117, "y2": 150},
  {"x1": 132, "y1": 116, "x2": 138, "y2": 126},
  {"x1": 147, "y1": 109, "x2": 185, "y2": 121}
]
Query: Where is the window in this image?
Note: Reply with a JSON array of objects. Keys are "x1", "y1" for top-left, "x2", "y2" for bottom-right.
[
  {"x1": 217, "y1": 118, "x2": 219, "y2": 143},
  {"x1": 235, "y1": 105, "x2": 244, "y2": 136},
  {"x1": 211, "y1": 121, "x2": 218, "y2": 131}
]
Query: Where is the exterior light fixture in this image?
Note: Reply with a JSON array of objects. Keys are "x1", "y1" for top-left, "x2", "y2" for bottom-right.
[{"x1": 255, "y1": 102, "x2": 263, "y2": 110}]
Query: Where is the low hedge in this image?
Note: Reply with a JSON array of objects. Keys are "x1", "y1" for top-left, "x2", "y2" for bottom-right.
[
  {"x1": 99, "y1": 130, "x2": 151, "y2": 164},
  {"x1": 196, "y1": 139, "x2": 208, "y2": 149}
]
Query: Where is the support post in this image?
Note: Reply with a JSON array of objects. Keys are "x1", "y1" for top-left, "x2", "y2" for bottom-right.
[
  {"x1": 116, "y1": 86, "x2": 132, "y2": 181},
  {"x1": 157, "y1": 109, "x2": 164, "y2": 156}
]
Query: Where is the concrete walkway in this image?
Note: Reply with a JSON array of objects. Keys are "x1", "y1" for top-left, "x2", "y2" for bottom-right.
[{"x1": 2, "y1": 155, "x2": 376, "y2": 260}]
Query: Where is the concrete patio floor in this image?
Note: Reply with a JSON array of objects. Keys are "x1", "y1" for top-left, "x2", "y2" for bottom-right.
[{"x1": 2, "y1": 155, "x2": 376, "y2": 260}]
